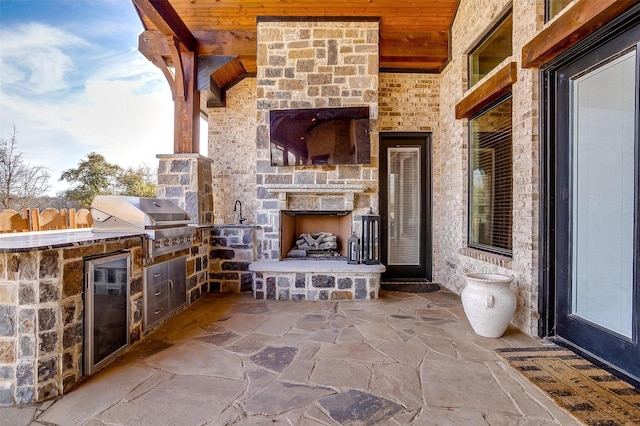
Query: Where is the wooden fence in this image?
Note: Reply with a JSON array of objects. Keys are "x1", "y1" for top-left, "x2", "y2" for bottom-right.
[{"x1": 0, "y1": 208, "x2": 93, "y2": 233}]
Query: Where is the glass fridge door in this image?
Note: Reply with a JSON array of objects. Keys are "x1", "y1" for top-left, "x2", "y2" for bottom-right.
[{"x1": 85, "y1": 253, "x2": 130, "y2": 375}]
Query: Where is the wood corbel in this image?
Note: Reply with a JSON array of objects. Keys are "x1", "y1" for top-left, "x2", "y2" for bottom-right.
[
  {"x1": 167, "y1": 36, "x2": 186, "y2": 101},
  {"x1": 149, "y1": 55, "x2": 176, "y2": 99}
]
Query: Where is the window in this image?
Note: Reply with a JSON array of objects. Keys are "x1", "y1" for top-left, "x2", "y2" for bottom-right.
[
  {"x1": 546, "y1": 0, "x2": 572, "y2": 21},
  {"x1": 468, "y1": 10, "x2": 512, "y2": 87},
  {"x1": 468, "y1": 95, "x2": 513, "y2": 255}
]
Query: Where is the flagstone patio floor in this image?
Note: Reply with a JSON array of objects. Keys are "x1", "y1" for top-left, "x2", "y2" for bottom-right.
[{"x1": 2, "y1": 289, "x2": 579, "y2": 425}]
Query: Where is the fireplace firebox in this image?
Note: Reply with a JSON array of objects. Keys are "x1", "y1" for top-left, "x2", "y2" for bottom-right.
[{"x1": 280, "y1": 210, "x2": 352, "y2": 259}]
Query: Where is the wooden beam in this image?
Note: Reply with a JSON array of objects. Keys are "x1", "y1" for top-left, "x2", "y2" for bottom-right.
[
  {"x1": 197, "y1": 56, "x2": 247, "y2": 107},
  {"x1": 455, "y1": 62, "x2": 517, "y2": 120},
  {"x1": 132, "y1": 0, "x2": 196, "y2": 51},
  {"x1": 522, "y1": 0, "x2": 638, "y2": 68},
  {"x1": 174, "y1": 50, "x2": 200, "y2": 153},
  {"x1": 139, "y1": 30, "x2": 257, "y2": 58}
]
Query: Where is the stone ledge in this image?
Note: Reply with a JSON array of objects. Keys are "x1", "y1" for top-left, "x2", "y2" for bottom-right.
[
  {"x1": 263, "y1": 184, "x2": 367, "y2": 196},
  {"x1": 458, "y1": 247, "x2": 513, "y2": 269},
  {"x1": 249, "y1": 260, "x2": 385, "y2": 274}
]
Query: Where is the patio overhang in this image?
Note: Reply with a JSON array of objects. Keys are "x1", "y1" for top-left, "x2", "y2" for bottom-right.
[{"x1": 130, "y1": 0, "x2": 460, "y2": 154}]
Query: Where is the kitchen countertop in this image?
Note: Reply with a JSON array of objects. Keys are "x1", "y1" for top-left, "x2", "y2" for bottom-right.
[{"x1": 0, "y1": 228, "x2": 144, "y2": 253}]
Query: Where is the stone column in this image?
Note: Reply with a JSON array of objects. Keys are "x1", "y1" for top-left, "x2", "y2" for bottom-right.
[{"x1": 156, "y1": 154, "x2": 214, "y2": 225}]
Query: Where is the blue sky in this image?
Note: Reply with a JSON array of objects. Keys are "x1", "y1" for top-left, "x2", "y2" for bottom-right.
[{"x1": 0, "y1": 0, "x2": 205, "y2": 194}]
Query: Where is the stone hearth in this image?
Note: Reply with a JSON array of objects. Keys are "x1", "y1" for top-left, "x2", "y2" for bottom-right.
[{"x1": 249, "y1": 260, "x2": 384, "y2": 300}]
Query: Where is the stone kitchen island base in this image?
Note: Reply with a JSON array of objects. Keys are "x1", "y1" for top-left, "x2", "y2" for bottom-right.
[{"x1": 249, "y1": 260, "x2": 385, "y2": 300}]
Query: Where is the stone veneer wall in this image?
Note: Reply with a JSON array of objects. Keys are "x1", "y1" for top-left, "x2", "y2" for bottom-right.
[
  {"x1": 255, "y1": 19, "x2": 380, "y2": 260},
  {"x1": 186, "y1": 229, "x2": 209, "y2": 303},
  {"x1": 157, "y1": 154, "x2": 214, "y2": 225},
  {"x1": 435, "y1": 0, "x2": 543, "y2": 335},
  {"x1": 208, "y1": 80, "x2": 258, "y2": 225},
  {"x1": 208, "y1": 226, "x2": 257, "y2": 293},
  {"x1": 0, "y1": 237, "x2": 144, "y2": 405},
  {"x1": 253, "y1": 270, "x2": 380, "y2": 300}
]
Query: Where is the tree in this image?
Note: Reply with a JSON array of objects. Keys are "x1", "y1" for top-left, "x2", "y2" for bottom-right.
[
  {"x1": 60, "y1": 153, "x2": 122, "y2": 207},
  {"x1": 60, "y1": 153, "x2": 158, "y2": 207},
  {"x1": 117, "y1": 165, "x2": 157, "y2": 198},
  {"x1": 0, "y1": 125, "x2": 51, "y2": 210}
]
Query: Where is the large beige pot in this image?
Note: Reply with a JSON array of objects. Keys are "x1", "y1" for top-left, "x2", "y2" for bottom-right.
[{"x1": 461, "y1": 273, "x2": 515, "y2": 338}]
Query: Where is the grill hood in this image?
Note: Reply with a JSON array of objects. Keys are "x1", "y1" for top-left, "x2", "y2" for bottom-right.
[{"x1": 92, "y1": 195, "x2": 193, "y2": 233}]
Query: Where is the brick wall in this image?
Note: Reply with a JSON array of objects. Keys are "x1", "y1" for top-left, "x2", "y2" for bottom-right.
[
  {"x1": 435, "y1": 0, "x2": 543, "y2": 335},
  {"x1": 208, "y1": 80, "x2": 258, "y2": 225},
  {"x1": 378, "y1": 73, "x2": 439, "y2": 132}
]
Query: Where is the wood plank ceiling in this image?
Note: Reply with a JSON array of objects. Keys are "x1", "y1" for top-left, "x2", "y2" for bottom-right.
[{"x1": 134, "y1": 0, "x2": 460, "y2": 74}]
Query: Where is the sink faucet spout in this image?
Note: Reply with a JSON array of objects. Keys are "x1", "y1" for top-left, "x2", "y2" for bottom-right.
[{"x1": 233, "y1": 200, "x2": 246, "y2": 224}]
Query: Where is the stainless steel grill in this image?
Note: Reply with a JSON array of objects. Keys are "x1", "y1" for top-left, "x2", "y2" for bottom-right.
[{"x1": 91, "y1": 195, "x2": 194, "y2": 258}]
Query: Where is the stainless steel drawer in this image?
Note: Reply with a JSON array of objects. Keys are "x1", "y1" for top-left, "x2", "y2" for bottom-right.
[
  {"x1": 146, "y1": 263, "x2": 168, "y2": 287},
  {"x1": 145, "y1": 294, "x2": 169, "y2": 328}
]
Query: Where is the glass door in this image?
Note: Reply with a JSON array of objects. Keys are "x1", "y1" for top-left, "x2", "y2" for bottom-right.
[
  {"x1": 85, "y1": 253, "x2": 130, "y2": 375},
  {"x1": 553, "y1": 22, "x2": 639, "y2": 382},
  {"x1": 380, "y1": 134, "x2": 431, "y2": 280}
]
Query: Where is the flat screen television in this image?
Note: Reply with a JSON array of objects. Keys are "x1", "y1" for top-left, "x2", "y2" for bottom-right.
[{"x1": 269, "y1": 106, "x2": 370, "y2": 166}]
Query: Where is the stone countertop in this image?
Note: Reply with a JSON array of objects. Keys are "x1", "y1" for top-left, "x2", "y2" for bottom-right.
[
  {"x1": 193, "y1": 223, "x2": 259, "y2": 229},
  {"x1": 0, "y1": 229, "x2": 144, "y2": 253}
]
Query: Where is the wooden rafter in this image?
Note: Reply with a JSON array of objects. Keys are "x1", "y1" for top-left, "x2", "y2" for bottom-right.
[
  {"x1": 133, "y1": 0, "x2": 460, "y2": 73},
  {"x1": 132, "y1": 0, "x2": 196, "y2": 51}
]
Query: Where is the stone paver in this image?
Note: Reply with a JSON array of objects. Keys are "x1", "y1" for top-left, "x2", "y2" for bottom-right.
[{"x1": 3, "y1": 290, "x2": 581, "y2": 425}]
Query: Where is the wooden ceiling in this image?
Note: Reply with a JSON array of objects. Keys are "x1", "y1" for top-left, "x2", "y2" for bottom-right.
[{"x1": 133, "y1": 0, "x2": 460, "y2": 75}]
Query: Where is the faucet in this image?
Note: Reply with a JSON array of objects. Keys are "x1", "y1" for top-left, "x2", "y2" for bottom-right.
[{"x1": 233, "y1": 200, "x2": 246, "y2": 224}]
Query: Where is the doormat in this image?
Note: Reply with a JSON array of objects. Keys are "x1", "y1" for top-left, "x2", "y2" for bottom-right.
[
  {"x1": 496, "y1": 345, "x2": 640, "y2": 425},
  {"x1": 380, "y1": 281, "x2": 439, "y2": 293}
]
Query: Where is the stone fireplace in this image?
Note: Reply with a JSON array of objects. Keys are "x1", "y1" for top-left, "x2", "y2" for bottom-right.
[
  {"x1": 254, "y1": 18, "x2": 380, "y2": 260},
  {"x1": 248, "y1": 18, "x2": 384, "y2": 300}
]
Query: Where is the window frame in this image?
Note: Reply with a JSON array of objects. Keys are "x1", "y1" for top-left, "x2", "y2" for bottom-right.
[
  {"x1": 467, "y1": 7, "x2": 513, "y2": 89},
  {"x1": 545, "y1": 0, "x2": 573, "y2": 22},
  {"x1": 467, "y1": 93, "x2": 514, "y2": 257}
]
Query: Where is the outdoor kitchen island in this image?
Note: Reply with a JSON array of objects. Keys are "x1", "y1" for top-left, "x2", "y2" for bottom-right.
[
  {"x1": 0, "y1": 216, "x2": 213, "y2": 405},
  {"x1": 0, "y1": 229, "x2": 146, "y2": 405}
]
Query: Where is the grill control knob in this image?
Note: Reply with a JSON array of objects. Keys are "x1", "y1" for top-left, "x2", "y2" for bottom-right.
[
  {"x1": 172, "y1": 238, "x2": 179, "y2": 245},
  {"x1": 163, "y1": 239, "x2": 171, "y2": 247},
  {"x1": 154, "y1": 241, "x2": 162, "y2": 248}
]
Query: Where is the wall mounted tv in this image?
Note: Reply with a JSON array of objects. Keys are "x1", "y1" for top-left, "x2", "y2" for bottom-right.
[{"x1": 269, "y1": 106, "x2": 370, "y2": 166}]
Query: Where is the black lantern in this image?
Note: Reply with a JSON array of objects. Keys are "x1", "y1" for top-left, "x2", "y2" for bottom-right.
[
  {"x1": 361, "y1": 212, "x2": 380, "y2": 264},
  {"x1": 347, "y1": 232, "x2": 360, "y2": 264}
]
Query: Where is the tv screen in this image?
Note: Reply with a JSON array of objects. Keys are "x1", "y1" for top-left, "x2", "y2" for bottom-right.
[{"x1": 269, "y1": 106, "x2": 370, "y2": 166}]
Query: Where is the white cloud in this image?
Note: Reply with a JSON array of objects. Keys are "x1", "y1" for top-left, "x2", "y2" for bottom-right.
[{"x1": 0, "y1": 23, "x2": 87, "y2": 93}]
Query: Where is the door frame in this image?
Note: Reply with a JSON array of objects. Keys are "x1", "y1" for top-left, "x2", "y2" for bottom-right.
[
  {"x1": 379, "y1": 132, "x2": 432, "y2": 281},
  {"x1": 540, "y1": 4, "x2": 640, "y2": 385}
]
